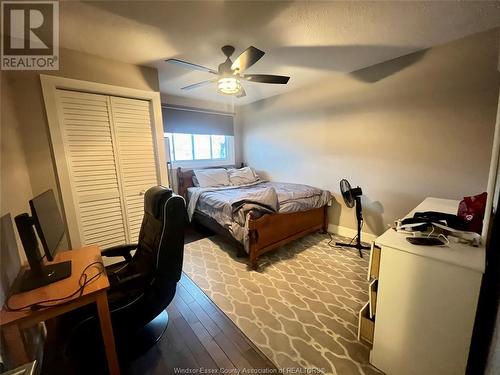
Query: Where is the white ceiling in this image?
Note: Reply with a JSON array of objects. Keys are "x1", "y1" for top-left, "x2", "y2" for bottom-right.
[{"x1": 60, "y1": 1, "x2": 500, "y2": 106}]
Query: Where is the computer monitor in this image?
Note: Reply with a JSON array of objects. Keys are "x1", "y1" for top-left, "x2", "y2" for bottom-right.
[
  {"x1": 30, "y1": 189, "x2": 65, "y2": 261},
  {"x1": 14, "y1": 189, "x2": 71, "y2": 292}
]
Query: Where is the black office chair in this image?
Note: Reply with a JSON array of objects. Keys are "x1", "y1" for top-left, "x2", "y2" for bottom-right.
[{"x1": 66, "y1": 186, "x2": 186, "y2": 361}]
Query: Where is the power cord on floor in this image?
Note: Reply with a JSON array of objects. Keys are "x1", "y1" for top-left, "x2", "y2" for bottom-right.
[
  {"x1": 327, "y1": 233, "x2": 336, "y2": 247},
  {"x1": 4, "y1": 261, "x2": 105, "y2": 312},
  {"x1": 327, "y1": 219, "x2": 364, "y2": 248},
  {"x1": 327, "y1": 233, "x2": 357, "y2": 248}
]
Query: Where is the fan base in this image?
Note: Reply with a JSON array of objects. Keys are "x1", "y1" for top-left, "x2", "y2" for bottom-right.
[{"x1": 335, "y1": 242, "x2": 370, "y2": 258}]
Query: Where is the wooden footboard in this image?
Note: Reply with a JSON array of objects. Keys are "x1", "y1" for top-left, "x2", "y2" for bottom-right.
[{"x1": 247, "y1": 205, "x2": 328, "y2": 269}]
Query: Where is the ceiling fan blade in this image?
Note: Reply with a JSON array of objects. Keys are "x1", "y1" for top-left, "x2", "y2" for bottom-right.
[
  {"x1": 181, "y1": 79, "x2": 217, "y2": 91},
  {"x1": 166, "y1": 58, "x2": 217, "y2": 74},
  {"x1": 243, "y1": 74, "x2": 290, "y2": 84},
  {"x1": 231, "y1": 46, "x2": 265, "y2": 73},
  {"x1": 236, "y1": 86, "x2": 246, "y2": 98}
]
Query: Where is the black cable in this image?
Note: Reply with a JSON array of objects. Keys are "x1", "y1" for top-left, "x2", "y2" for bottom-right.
[
  {"x1": 348, "y1": 234, "x2": 358, "y2": 245},
  {"x1": 327, "y1": 232, "x2": 357, "y2": 248},
  {"x1": 4, "y1": 261, "x2": 105, "y2": 312},
  {"x1": 327, "y1": 232, "x2": 335, "y2": 247},
  {"x1": 348, "y1": 219, "x2": 364, "y2": 245},
  {"x1": 327, "y1": 219, "x2": 364, "y2": 248}
]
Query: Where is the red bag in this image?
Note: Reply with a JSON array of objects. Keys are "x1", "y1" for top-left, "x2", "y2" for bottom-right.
[{"x1": 457, "y1": 192, "x2": 487, "y2": 234}]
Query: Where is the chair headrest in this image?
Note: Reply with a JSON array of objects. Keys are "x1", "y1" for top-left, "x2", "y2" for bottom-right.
[{"x1": 144, "y1": 186, "x2": 173, "y2": 219}]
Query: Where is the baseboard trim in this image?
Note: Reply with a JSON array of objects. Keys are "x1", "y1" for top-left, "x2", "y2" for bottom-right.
[{"x1": 327, "y1": 224, "x2": 377, "y2": 244}]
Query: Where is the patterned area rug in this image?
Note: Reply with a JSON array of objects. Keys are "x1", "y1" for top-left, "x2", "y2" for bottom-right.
[{"x1": 183, "y1": 233, "x2": 382, "y2": 375}]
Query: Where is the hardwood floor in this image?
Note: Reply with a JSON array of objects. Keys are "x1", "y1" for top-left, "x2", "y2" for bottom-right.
[
  {"x1": 125, "y1": 273, "x2": 276, "y2": 374},
  {"x1": 41, "y1": 272, "x2": 275, "y2": 374}
]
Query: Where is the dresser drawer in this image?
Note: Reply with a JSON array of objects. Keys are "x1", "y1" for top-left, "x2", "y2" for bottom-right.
[
  {"x1": 358, "y1": 302, "x2": 375, "y2": 344},
  {"x1": 369, "y1": 279, "x2": 378, "y2": 318},
  {"x1": 368, "y1": 243, "x2": 381, "y2": 280}
]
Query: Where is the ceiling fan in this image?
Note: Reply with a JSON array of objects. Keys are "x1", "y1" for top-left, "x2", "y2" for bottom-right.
[{"x1": 165, "y1": 45, "x2": 290, "y2": 98}]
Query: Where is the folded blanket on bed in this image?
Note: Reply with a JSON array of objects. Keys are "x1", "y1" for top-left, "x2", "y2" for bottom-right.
[
  {"x1": 186, "y1": 180, "x2": 264, "y2": 221},
  {"x1": 231, "y1": 187, "x2": 278, "y2": 226}
]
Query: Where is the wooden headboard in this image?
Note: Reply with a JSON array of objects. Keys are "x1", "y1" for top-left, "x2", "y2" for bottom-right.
[
  {"x1": 176, "y1": 167, "x2": 196, "y2": 199},
  {"x1": 176, "y1": 164, "x2": 243, "y2": 199}
]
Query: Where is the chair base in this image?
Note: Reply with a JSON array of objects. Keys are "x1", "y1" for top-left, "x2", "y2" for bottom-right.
[
  {"x1": 66, "y1": 310, "x2": 169, "y2": 368},
  {"x1": 118, "y1": 310, "x2": 169, "y2": 360}
]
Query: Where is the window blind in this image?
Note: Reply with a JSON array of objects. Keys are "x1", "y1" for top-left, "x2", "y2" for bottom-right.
[{"x1": 162, "y1": 105, "x2": 234, "y2": 136}]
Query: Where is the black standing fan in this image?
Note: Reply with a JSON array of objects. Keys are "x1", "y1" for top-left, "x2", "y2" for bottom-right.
[{"x1": 336, "y1": 179, "x2": 370, "y2": 257}]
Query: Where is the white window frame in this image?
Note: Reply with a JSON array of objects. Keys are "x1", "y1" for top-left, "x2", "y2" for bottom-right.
[{"x1": 165, "y1": 133, "x2": 235, "y2": 169}]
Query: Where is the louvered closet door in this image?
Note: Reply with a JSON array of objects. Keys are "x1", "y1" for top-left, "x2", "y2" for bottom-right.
[
  {"x1": 56, "y1": 90, "x2": 128, "y2": 248},
  {"x1": 110, "y1": 96, "x2": 159, "y2": 241}
]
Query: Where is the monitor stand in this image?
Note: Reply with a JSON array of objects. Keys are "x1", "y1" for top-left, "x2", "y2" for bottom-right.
[
  {"x1": 14, "y1": 213, "x2": 72, "y2": 292},
  {"x1": 18, "y1": 261, "x2": 72, "y2": 293}
]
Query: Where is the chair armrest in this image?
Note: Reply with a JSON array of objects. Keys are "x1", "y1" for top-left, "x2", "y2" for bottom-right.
[
  {"x1": 101, "y1": 244, "x2": 138, "y2": 261},
  {"x1": 110, "y1": 272, "x2": 149, "y2": 291}
]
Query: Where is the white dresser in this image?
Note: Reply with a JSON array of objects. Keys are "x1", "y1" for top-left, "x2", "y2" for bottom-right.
[{"x1": 358, "y1": 198, "x2": 485, "y2": 375}]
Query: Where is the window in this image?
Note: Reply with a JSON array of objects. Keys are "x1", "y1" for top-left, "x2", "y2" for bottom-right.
[
  {"x1": 162, "y1": 105, "x2": 235, "y2": 167},
  {"x1": 165, "y1": 133, "x2": 233, "y2": 165}
]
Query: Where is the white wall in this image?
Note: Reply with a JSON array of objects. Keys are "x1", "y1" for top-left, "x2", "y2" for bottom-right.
[
  {"x1": 1, "y1": 72, "x2": 34, "y2": 265},
  {"x1": 240, "y1": 29, "x2": 500, "y2": 236}
]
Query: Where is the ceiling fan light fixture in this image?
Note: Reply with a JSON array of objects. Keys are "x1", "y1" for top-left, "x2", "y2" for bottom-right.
[
  {"x1": 217, "y1": 77, "x2": 241, "y2": 95},
  {"x1": 167, "y1": 45, "x2": 289, "y2": 98}
]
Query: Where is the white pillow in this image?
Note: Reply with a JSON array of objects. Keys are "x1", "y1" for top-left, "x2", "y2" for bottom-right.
[
  {"x1": 228, "y1": 167, "x2": 259, "y2": 186},
  {"x1": 193, "y1": 168, "x2": 230, "y2": 188}
]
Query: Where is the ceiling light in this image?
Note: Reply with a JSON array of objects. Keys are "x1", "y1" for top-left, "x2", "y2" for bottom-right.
[{"x1": 217, "y1": 77, "x2": 241, "y2": 95}]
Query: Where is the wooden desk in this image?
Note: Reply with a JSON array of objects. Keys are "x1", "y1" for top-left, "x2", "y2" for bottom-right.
[{"x1": 0, "y1": 246, "x2": 120, "y2": 375}]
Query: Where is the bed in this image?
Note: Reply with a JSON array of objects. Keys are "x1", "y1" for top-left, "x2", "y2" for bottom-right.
[{"x1": 177, "y1": 167, "x2": 331, "y2": 269}]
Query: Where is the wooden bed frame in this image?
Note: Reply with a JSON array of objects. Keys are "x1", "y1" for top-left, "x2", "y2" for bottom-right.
[{"x1": 177, "y1": 167, "x2": 328, "y2": 269}]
